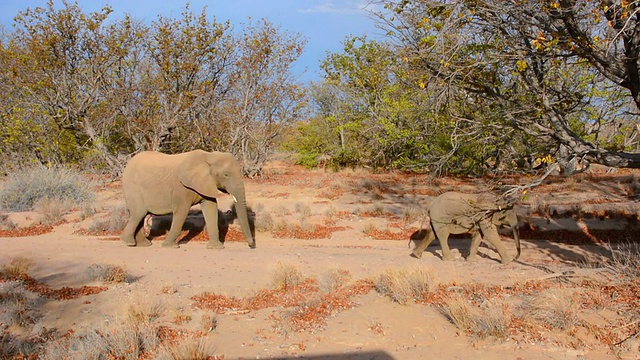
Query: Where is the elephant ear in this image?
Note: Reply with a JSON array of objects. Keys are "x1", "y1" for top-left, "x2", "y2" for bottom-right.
[{"x1": 178, "y1": 159, "x2": 219, "y2": 199}]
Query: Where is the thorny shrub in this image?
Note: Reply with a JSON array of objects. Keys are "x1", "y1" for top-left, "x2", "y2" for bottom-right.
[
  {"x1": 87, "y1": 263, "x2": 131, "y2": 284},
  {"x1": 0, "y1": 165, "x2": 94, "y2": 212}
]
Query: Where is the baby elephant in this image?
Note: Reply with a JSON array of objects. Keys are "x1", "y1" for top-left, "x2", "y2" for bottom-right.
[{"x1": 411, "y1": 191, "x2": 521, "y2": 264}]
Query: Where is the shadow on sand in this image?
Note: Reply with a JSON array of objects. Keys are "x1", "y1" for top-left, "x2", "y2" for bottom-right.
[
  {"x1": 260, "y1": 351, "x2": 395, "y2": 360},
  {"x1": 147, "y1": 207, "x2": 256, "y2": 245}
]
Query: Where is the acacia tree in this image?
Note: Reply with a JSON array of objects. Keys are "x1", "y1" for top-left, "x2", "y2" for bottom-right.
[
  {"x1": 223, "y1": 19, "x2": 307, "y2": 176},
  {"x1": 317, "y1": 36, "x2": 447, "y2": 170},
  {"x1": 304, "y1": 35, "x2": 507, "y2": 174},
  {"x1": 143, "y1": 5, "x2": 234, "y2": 153},
  {"x1": 372, "y1": 0, "x2": 640, "y2": 173},
  {"x1": 0, "y1": 2, "x2": 307, "y2": 174},
  {"x1": 8, "y1": 0, "x2": 137, "y2": 170}
]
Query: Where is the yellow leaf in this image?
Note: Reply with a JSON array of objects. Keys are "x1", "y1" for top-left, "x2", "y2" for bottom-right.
[
  {"x1": 419, "y1": 82, "x2": 426, "y2": 89},
  {"x1": 516, "y1": 59, "x2": 528, "y2": 71}
]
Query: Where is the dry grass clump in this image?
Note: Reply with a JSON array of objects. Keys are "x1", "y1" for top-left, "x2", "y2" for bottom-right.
[
  {"x1": 402, "y1": 205, "x2": 427, "y2": 224},
  {"x1": 127, "y1": 295, "x2": 166, "y2": 326},
  {"x1": 607, "y1": 242, "x2": 640, "y2": 279},
  {"x1": 254, "y1": 211, "x2": 273, "y2": 229},
  {"x1": 87, "y1": 263, "x2": 131, "y2": 284},
  {"x1": 43, "y1": 330, "x2": 109, "y2": 360},
  {"x1": 359, "y1": 178, "x2": 388, "y2": 200},
  {"x1": 374, "y1": 267, "x2": 434, "y2": 305},
  {"x1": 46, "y1": 319, "x2": 160, "y2": 360},
  {"x1": 43, "y1": 295, "x2": 167, "y2": 359},
  {"x1": 33, "y1": 196, "x2": 75, "y2": 224},
  {"x1": 522, "y1": 288, "x2": 580, "y2": 331},
  {"x1": 439, "y1": 293, "x2": 473, "y2": 331},
  {"x1": 439, "y1": 294, "x2": 512, "y2": 340},
  {"x1": 293, "y1": 202, "x2": 312, "y2": 217},
  {"x1": 580, "y1": 241, "x2": 640, "y2": 280},
  {"x1": 0, "y1": 281, "x2": 43, "y2": 327},
  {"x1": 271, "y1": 262, "x2": 305, "y2": 290},
  {"x1": 0, "y1": 214, "x2": 17, "y2": 230},
  {"x1": 318, "y1": 268, "x2": 352, "y2": 293},
  {"x1": 1, "y1": 257, "x2": 33, "y2": 278},
  {"x1": 87, "y1": 203, "x2": 129, "y2": 234},
  {"x1": 109, "y1": 321, "x2": 160, "y2": 359},
  {"x1": 0, "y1": 165, "x2": 94, "y2": 212},
  {"x1": 155, "y1": 337, "x2": 217, "y2": 360}
]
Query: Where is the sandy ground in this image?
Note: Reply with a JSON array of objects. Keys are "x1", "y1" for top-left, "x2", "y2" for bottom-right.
[{"x1": 1, "y1": 164, "x2": 639, "y2": 359}]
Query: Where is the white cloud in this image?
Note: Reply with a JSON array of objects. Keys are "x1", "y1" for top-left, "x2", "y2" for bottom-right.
[{"x1": 298, "y1": 0, "x2": 372, "y2": 15}]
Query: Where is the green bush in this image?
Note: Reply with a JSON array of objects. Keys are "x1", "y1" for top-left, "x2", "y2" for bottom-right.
[{"x1": 0, "y1": 165, "x2": 94, "y2": 212}]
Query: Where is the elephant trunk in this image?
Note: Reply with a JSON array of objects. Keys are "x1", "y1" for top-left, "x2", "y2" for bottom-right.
[
  {"x1": 512, "y1": 226, "x2": 521, "y2": 260},
  {"x1": 231, "y1": 187, "x2": 256, "y2": 249}
]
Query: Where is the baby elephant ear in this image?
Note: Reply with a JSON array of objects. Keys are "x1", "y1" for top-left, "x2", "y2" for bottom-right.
[
  {"x1": 178, "y1": 160, "x2": 219, "y2": 199},
  {"x1": 491, "y1": 210, "x2": 507, "y2": 225}
]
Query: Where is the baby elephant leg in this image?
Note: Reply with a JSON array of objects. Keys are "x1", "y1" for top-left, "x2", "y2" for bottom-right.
[
  {"x1": 411, "y1": 228, "x2": 436, "y2": 259},
  {"x1": 466, "y1": 231, "x2": 482, "y2": 262},
  {"x1": 480, "y1": 221, "x2": 513, "y2": 264}
]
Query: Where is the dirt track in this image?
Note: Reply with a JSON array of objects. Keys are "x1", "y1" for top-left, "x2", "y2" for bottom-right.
[{"x1": 1, "y1": 166, "x2": 639, "y2": 359}]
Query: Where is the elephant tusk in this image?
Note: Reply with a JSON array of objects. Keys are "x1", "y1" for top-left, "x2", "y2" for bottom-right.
[{"x1": 232, "y1": 195, "x2": 238, "y2": 203}]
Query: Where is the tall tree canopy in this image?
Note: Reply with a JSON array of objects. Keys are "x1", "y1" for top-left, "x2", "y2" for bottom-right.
[
  {"x1": 0, "y1": 1, "x2": 305, "y2": 175},
  {"x1": 372, "y1": 0, "x2": 640, "y2": 172}
]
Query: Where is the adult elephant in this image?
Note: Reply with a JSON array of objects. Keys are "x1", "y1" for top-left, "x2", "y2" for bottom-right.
[
  {"x1": 120, "y1": 150, "x2": 256, "y2": 249},
  {"x1": 411, "y1": 191, "x2": 520, "y2": 264}
]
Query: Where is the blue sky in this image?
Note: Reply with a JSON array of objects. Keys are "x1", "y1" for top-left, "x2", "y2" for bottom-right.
[{"x1": 0, "y1": 0, "x2": 383, "y2": 82}]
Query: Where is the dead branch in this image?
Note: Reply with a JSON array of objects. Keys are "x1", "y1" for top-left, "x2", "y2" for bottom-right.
[{"x1": 502, "y1": 163, "x2": 561, "y2": 202}]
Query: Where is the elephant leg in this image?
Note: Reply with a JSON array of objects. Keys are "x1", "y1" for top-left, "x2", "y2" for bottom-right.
[
  {"x1": 434, "y1": 228, "x2": 454, "y2": 261},
  {"x1": 162, "y1": 207, "x2": 189, "y2": 248},
  {"x1": 466, "y1": 231, "x2": 482, "y2": 262},
  {"x1": 479, "y1": 221, "x2": 513, "y2": 264},
  {"x1": 121, "y1": 207, "x2": 147, "y2": 247},
  {"x1": 201, "y1": 200, "x2": 223, "y2": 249},
  {"x1": 410, "y1": 228, "x2": 436, "y2": 259}
]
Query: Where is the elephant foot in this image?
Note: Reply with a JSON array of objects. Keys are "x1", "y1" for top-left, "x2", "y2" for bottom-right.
[
  {"x1": 466, "y1": 255, "x2": 479, "y2": 262},
  {"x1": 442, "y1": 254, "x2": 455, "y2": 261},
  {"x1": 500, "y1": 257, "x2": 514, "y2": 265},
  {"x1": 121, "y1": 236, "x2": 136, "y2": 247},
  {"x1": 161, "y1": 241, "x2": 180, "y2": 249},
  {"x1": 206, "y1": 241, "x2": 225, "y2": 249},
  {"x1": 136, "y1": 238, "x2": 152, "y2": 247},
  {"x1": 410, "y1": 252, "x2": 422, "y2": 259}
]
